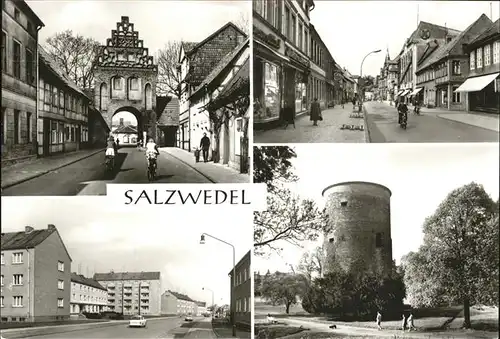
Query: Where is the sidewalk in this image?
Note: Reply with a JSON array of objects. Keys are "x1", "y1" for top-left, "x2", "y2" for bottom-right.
[
  {"x1": 382, "y1": 101, "x2": 499, "y2": 132},
  {"x1": 160, "y1": 147, "x2": 249, "y2": 183},
  {"x1": 212, "y1": 325, "x2": 251, "y2": 339},
  {"x1": 1, "y1": 148, "x2": 104, "y2": 190},
  {"x1": 253, "y1": 104, "x2": 367, "y2": 143}
]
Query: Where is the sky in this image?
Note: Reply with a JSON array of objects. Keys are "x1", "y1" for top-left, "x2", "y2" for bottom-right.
[
  {"x1": 27, "y1": 0, "x2": 249, "y2": 56},
  {"x1": 254, "y1": 143, "x2": 499, "y2": 274},
  {"x1": 1, "y1": 197, "x2": 253, "y2": 306},
  {"x1": 112, "y1": 112, "x2": 137, "y2": 126},
  {"x1": 310, "y1": 1, "x2": 500, "y2": 77}
]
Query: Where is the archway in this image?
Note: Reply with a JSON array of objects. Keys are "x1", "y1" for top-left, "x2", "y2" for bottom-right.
[{"x1": 111, "y1": 106, "x2": 143, "y2": 146}]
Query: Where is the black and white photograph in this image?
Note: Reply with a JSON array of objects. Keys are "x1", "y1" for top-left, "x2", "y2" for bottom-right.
[
  {"x1": 253, "y1": 144, "x2": 499, "y2": 338},
  {"x1": 0, "y1": 197, "x2": 252, "y2": 339},
  {"x1": 2, "y1": 0, "x2": 250, "y2": 196},
  {"x1": 253, "y1": 1, "x2": 499, "y2": 143}
]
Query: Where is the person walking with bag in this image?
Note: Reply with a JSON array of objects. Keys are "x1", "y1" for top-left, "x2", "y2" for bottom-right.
[{"x1": 310, "y1": 98, "x2": 322, "y2": 126}]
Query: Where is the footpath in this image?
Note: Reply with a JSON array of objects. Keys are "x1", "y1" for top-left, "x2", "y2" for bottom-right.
[
  {"x1": 0, "y1": 316, "x2": 177, "y2": 339},
  {"x1": 253, "y1": 104, "x2": 367, "y2": 143},
  {"x1": 1, "y1": 148, "x2": 104, "y2": 190},
  {"x1": 382, "y1": 101, "x2": 499, "y2": 132},
  {"x1": 160, "y1": 147, "x2": 249, "y2": 183}
]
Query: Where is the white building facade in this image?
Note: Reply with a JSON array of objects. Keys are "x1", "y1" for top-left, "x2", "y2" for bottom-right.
[{"x1": 70, "y1": 273, "x2": 107, "y2": 316}]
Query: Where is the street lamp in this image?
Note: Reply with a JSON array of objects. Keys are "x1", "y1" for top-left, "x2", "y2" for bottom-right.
[
  {"x1": 200, "y1": 233, "x2": 236, "y2": 337},
  {"x1": 359, "y1": 49, "x2": 382, "y2": 107},
  {"x1": 202, "y1": 287, "x2": 215, "y2": 318}
]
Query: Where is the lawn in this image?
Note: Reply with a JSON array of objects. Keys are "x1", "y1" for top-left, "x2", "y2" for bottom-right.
[
  {"x1": 254, "y1": 324, "x2": 307, "y2": 339},
  {"x1": 0, "y1": 319, "x2": 110, "y2": 330},
  {"x1": 255, "y1": 301, "x2": 499, "y2": 332}
]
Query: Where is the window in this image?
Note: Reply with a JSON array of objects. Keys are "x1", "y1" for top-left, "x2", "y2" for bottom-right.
[
  {"x1": 59, "y1": 90, "x2": 64, "y2": 108},
  {"x1": 13, "y1": 274, "x2": 23, "y2": 285},
  {"x1": 26, "y1": 49, "x2": 34, "y2": 83},
  {"x1": 58, "y1": 280, "x2": 64, "y2": 290},
  {"x1": 13, "y1": 296, "x2": 23, "y2": 307},
  {"x1": 328, "y1": 237, "x2": 334, "y2": 243},
  {"x1": 298, "y1": 22, "x2": 303, "y2": 51},
  {"x1": 284, "y1": 6, "x2": 290, "y2": 38},
  {"x1": 26, "y1": 112, "x2": 31, "y2": 142},
  {"x1": 476, "y1": 47, "x2": 482, "y2": 68},
  {"x1": 1, "y1": 275, "x2": 3, "y2": 285},
  {"x1": 452, "y1": 60, "x2": 461, "y2": 75},
  {"x1": 1, "y1": 107, "x2": 5, "y2": 145},
  {"x1": 113, "y1": 77, "x2": 123, "y2": 90},
  {"x1": 52, "y1": 86, "x2": 58, "y2": 106},
  {"x1": 1, "y1": 296, "x2": 3, "y2": 308},
  {"x1": 0, "y1": 253, "x2": 4, "y2": 264},
  {"x1": 493, "y1": 41, "x2": 500, "y2": 64},
  {"x1": 57, "y1": 298, "x2": 64, "y2": 308},
  {"x1": 27, "y1": 21, "x2": 33, "y2": 34},
  {"x1": 452, "y1": 86, "x2": 460, "y2": 103},
  {"x1": 484, "y1": 44, "x2": 491, "y2": 66},
  {"x1": 470, "y1": 51, "x2": 475, "y2": 70},
  {"x1": 13, "y1": 39, "x2": 21, "y2": 79},
  {"x1": 130, "y1": 77, "x2": 139, "y2": 90},
  {"x1": 58, "y1": 261, "x2": 64, "y2": 272},
  {"x1": 304, "y1": 30, "x2": 309, "y2": 57},
  {"x1": 375, "y1": 233, "x2": 383, "y2": 248},
  {"x1": 14, "y1": 8, "x2": 20, "y2": 21},
  {"x1": 340, "y1": 201, "x2": 348, "y2": 207},
  {"x1": 291, "y1": 15, "x2": 296, "y2": 45},
  {"x1": 2, "y1": 31, "x2": 6, "y2": 72},
  {"x1": 45, "y1": 83, "x2": 51, "y2": 104},
  {"x1": 14, "y1": 110, "x2": 20, "y2": 144}
]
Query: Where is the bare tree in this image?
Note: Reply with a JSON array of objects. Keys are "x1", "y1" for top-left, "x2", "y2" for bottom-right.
[
  {"x1": 297, "y1": 246, "x2": 324, "y2": 282},
  {"x1": 156, "y1": 40, "x2": 184, "y2": 98},
  {"x1": 235, "y1": 12, "x2": 250, "y2": 35},
  {"x1": 45, "y1": 30, "x2": 100, "y2": 90}
]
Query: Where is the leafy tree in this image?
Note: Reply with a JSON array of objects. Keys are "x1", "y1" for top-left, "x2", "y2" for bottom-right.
[
  {"x1": 416, "y1": 182, "x2": 497, "y2": 328},
  {"x1": 156, "y1": 41, "x2": 183, "y2": 97},
  {"x1": 45, "y1": 30, "x2": 100, "y2": 90},
  {"x1": 253, "y1": 146, "x2": 298, "y2": 192},
  {"x1": 261, "y1": 273, "x2": 308, "y2": 314},
  {"x1": 254, "y1": 187, "x2": 328, "y2": 255},
  {"x1": 297, "y1": 246, "x2": 324, "y2": 282}
]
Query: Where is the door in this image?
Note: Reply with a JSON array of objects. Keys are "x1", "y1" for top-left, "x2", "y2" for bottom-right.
[
  {"x1": 76, "y1": 126, "x2": 81, "y2": 150},
  {"x1": 43, "y1": 119, "x2": 50, "y2": 156}
]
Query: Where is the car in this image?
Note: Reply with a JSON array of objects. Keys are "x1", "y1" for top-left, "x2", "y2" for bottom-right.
[
  {"x1": 185, "y1": 315, "x2": 193, "y2": 322},
  {"x1": 129, "y1": 315, "x2": 147, "y2": 328}
]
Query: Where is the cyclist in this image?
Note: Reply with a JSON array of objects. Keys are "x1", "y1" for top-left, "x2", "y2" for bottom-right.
[{"x1": 145, "y1": 137, "x2": 160, "y2": 173}]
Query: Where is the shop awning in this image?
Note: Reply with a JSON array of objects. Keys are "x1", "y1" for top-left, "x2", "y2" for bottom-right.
[
  {"x1": 409, "y1": 87, "x2": 423, "y2": 96},
  {"x1": 455, "y1": 72, "x2": 499, "y2": 93},
  {"x1": 396, "y1": 90, "x2": 405, "y2": 96},
  {"x1": 400, "y1": 89, "x2": 411, "y2": 97},
  {"x1": 254, "y1": 40, "x2": 289, "y2": 63}
]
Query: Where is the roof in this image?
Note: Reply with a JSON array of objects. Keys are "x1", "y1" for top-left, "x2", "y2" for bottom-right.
[
  {"x1": 468, "y1": 18, "x2": 500, "y2": 48},
  {"x1": 157, "y1": 97, "x2": 179, "y2": 126},
  {"x1": 218, "y1": 56, "x2": 249, "y2": 99},
  {"x1": 113, "y1": 125, "x2": 137, "y2": 134},
  {"x1": 167, "y1": 290, "x2": 194, "y2": 302},
  {"x1": 94, "y1": 271, "x2": 161, "y2": 281},
  {"x1": 186, "y1": 22, "x2": 247, "y2": 57},
  {"x1": 71, "y1": 273, "x2": 106, "y2": 291},
  {"x1": 228, "y1": 250, "x2": 251, "y2": 276},
  {"x1": 417, "y1": 14, "x2": 492, "y2": 72},
  {"x1": 182, "y1": 42, "x2": 198, "y2": 54},
  {"x1": 1, "y1": 228, "x2": 55, "y2": 250},
  {"x1": 38, "y1": 45, "x2": 89, "y2": 100},
  {"x1": 408, "y1": 21, "x2": 461, "y2": 43},
  {"x1": 192, "y1": 38, "x2": 249, "y2": 97},
  {"x1": 14, "y1": 0, "x2": 44, "y2": 27}
]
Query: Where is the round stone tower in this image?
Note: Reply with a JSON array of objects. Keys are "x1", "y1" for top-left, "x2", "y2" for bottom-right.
[{"x1": 322, "y1": 181, "x2": 393, "y2": 277}]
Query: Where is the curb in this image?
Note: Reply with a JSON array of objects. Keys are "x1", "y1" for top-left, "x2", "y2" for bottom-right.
[
  {"x1": 1, "y1": 148, "x2": 105, "y2": 190},
  {"x1": 362, "y1": 104, "x2": 372, "y2": 143},
  {"x1": 160, "y1": 149, "x2": 217, "y2": 183},
  {"x1": 436, "y1": 114, "x2": 499, "y2": 133}
]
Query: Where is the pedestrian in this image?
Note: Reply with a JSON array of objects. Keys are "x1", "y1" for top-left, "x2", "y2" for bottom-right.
[
  {"x1": 401, "y1": 314, "x2": 407, "y2": 331},
  {"x1": 310, "y1": 98, "x2": 322, "y2": 126},
  {"x1": 352, "y1": 98, "x2": 356, "y2": 107},
  {"x1": 407, "y1": 313, "x2": 416, "y2": 332},
  {"x1": 341, "y1": 97, "x2": 345, "y2": 109},
  {"x1": 199, "y1": 132, "x2": 210, "y2": 163},
  {"x1": 283, "y1": 106, "x2": 295, "y2": 129},
  {"x1": 376, "y1": 311, "x2": 382, "y2": 330}
]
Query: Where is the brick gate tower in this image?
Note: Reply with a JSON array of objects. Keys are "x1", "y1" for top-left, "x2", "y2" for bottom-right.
[
  {"x1": 322, "y1": 181, "x2": 393, "y2": 277},
  {"x1": 94, "y1": 16, "x2": 158, "y2": 141}
]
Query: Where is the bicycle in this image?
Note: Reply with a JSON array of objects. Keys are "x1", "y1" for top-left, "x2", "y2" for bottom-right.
[{"x1": 105, "y1": 155, "x2": 114, "y2": 171}]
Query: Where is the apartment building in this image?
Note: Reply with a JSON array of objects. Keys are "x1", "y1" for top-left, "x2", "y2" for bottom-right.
[
  {"x1": 1, "y1": 225, "x2": 72, "y2": 322},
  {"x1": 37, "y1": 46, "x2": 90, "y2": 156},
  {"x1": 94, "y1": 271, "x2": 161, "y2": 315},
  {"x1": 70, "y1": 273, "x2": 107, "y2": 316},
  {"x1": 1, "y1": 0, "x2": 44, "y2": 165},
  {"x1": 160, "y1": 290, "x2": 198, "y2": 315},
  {"x1": 229, "y1": 250, "x2": 251, "y2": 329}
]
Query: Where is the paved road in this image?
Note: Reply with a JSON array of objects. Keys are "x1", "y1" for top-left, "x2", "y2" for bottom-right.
[
  {"x1": 365, "y1": 102, "x2": 499, "y2": 143},
  {"x1": 281, "y1": 318, "x2": 498, "y2": 338},
  {"x1": 14, "y1": 317, "x2": 217, "y2": 339},
  {"x1": 1, "y1": 147, "x2": 211, "y2": 196}
]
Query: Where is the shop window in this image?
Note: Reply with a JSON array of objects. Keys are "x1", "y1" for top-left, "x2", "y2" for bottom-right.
[
  {"x1": 254, "y1": 60, "x2": 280, "y2": 123},
  {"x1": 452, "y1": 87, "x2": 460, "y2": 103}
]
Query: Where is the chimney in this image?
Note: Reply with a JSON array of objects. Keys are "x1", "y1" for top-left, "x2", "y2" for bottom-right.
[
  {"x1": 48, "y1": 224, "x2": 56, "y2": 230},
  {"x1": 25, "y1": 226, "x2": 34, "y2": 234}
]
